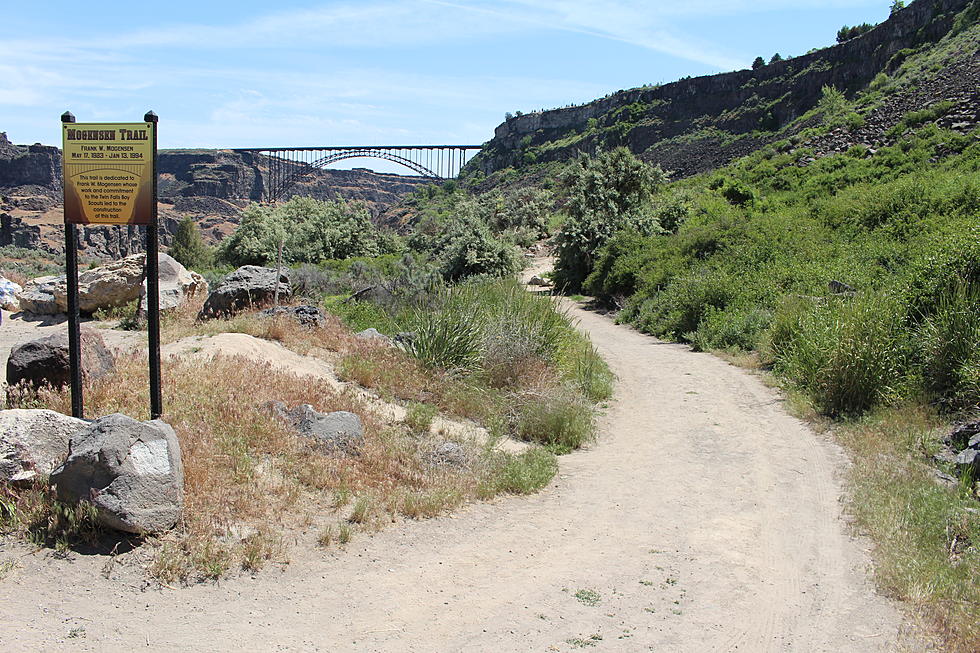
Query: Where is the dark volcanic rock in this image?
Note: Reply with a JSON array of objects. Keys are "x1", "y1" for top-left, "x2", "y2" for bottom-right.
[
  {"x1": 0, "y1": 213, "x2": 41, "y2": 249},
  {"x1": 6, "y1": 328, "x2": 115, "y2": 389},
  {"x1": 258, "y1": 305, "x2": 325, "y2": 328},
  {"x1": 0, "y1": 132, "x2": 60, "y2": 189}
]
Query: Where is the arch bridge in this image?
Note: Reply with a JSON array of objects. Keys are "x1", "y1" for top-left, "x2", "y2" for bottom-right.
[{"x1": 235, "y1": 145, "x2": 483, "y2": 203}]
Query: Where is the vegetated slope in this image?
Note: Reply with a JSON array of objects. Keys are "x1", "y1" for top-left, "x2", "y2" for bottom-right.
[
  {"x1": 468, "y1": 0, "x2": 976, "y2": 181},
  {"x1": 0, "y1": 136, "x2": 430, "y2": 259}
]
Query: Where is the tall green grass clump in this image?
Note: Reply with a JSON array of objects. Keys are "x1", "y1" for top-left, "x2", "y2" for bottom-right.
[
  {"x1": 773, "y1": 292, "x2": 913, "y2": 416},
  {"x1": 395, "y1": 278, "x2": 613, "y2": 451},
  {"x1": 919, "y1": 281, "x2": 980, "y2": 410}
]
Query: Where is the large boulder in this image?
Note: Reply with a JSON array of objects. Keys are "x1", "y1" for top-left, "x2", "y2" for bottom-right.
[
  {"x1": 198, "y1": 266, "x2": 290, "y2": 319},
  {"x1": 50, "y1": 413, "x2": 184, "y2": 534},
  {"x1": 53, "y1": 254, "x2": 145, "y2": 314},
  {"x1": 0, "y1": 409, "x2": 86, "y2": 483},
  {"x1": 16, "y1": 255, "x2": 148, "y2": 316},
  {"x1": 6, "y1": 327, "x2": 115, "y2": 389},
  {"x1": 137, "y1": 253, "x2": 208, "y2": 317},
  {"x1": 16, "y1": 275, "x2": 63, "y2": 315},
  {"x1": 270, "y1": 402, "x2": 363, "y2": 456}
]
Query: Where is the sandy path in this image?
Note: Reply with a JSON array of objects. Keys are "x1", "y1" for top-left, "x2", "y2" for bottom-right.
[{"x1": 0, "y1": 303, "x2": 911, "y2": 652}]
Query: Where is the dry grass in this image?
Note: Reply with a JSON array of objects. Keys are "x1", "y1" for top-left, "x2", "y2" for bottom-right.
[
  {"x1": 2, "y1": 303, "x2": 562, "y2": 583},
  {"x1": 837, "y1": 405, "x2": 980, "y2": 652}
]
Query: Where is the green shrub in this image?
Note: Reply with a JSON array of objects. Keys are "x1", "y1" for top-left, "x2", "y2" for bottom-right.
[
  {"x1": 481, "y1": 448, "x2": 558, "y2": 495},
  {"x1": 918, "y1": 281, "x2": 980, "y2": 410},
  {"x1": 630, "y1": 267, "x2": 739, "y2": 340},
  {"x1": 169, "y1": 217, "x2": 213, "y2": 270},
  {"x1": 219, "y1": 197, "x2": 383, "y2": 267},
  {"x1": 552, "y1": 148, "x2": 668, "y2": 291},
  {"x1": 774, "y1": 293, "x2": 913, "y2": 416},
  {"x1": 514, "y1": 389, "x2": 595, "y2": 453},
  {"x1": 405, "y1": 308, "x2": 482, "y2": 372},
  {"x1": 404, "y1": 402, "x2": 438, "y2": 434},
  {"x1": 690, "y1": 305, "x2": 772, "y2": 352}
]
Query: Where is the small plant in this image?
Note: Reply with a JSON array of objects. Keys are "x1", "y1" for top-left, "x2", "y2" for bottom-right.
[
  {"x1": 349, "y1": 496, "x2": 373, "y2": 524},
  {"x1": 574, "y1": 588, "x2": 601, "y2": 606},
  {"x1": 317, "y1": 526, "x2": 334, "y2": 548},
  {"x1": 337, "y1": 523, "x2": 352, "y2": 545},
  {"x1": 480, "y1": 448, "x2": 558, "y2": 496},
  {"x1": 405, "y1": 308, "x2": 481, "y2": 372},
  {"x1": 404, "y1": 402, "x2": 438, "y2": 434}
]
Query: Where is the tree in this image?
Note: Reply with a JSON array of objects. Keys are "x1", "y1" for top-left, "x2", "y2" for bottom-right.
[
  {"x1": 752, "y1": 56, "x2": 766, "y2": 70},
  {"x1": 168, "y1": 216, "x2": 212, "y2": 270},
  {"x1": 837, "y1": 22, "x2": 875, "y2": 43},
  {"x1": 769, "y1": 53, "x2": 783, "y2": 64},
  {"x1": 552, "y1": 148, "x2": 668, "y2": 291},
  {"x1": 890, "y1": 1, "x2": 905, "y2": 16}
]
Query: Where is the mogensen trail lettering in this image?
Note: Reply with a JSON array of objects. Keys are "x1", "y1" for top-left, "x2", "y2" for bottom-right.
[{"x1": 65, "y1": 128, "x2": 148, "y2": 141}]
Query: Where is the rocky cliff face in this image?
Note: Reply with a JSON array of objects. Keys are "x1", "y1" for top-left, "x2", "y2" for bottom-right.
[
  {"x1": 0, "y1": 138, "x2": 430, "y2": 259},
  {"x1": 472, "y1": 0, "x2": 975, "y2": 177}
]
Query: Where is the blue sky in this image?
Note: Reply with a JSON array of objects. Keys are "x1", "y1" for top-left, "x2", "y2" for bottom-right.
[{"x1": 2, "y1": 0, "x2": 893, "y2": 171}]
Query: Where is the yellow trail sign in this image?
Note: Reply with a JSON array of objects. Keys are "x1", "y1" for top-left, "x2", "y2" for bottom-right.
[{"x1": 62, "y1": 122, "x2": 155, "y2": 225}]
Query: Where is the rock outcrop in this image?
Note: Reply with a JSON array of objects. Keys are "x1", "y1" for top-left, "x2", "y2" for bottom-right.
[
  {"x1": 258, "y1": 305, "x2": 325, "y2": 328},
  {"x1": 270, "y1": 402, "x2": 364, "y2": 456},
  {"x1": 50, "y1": 413, "x2": 184, "y2": 534},
  {"x1": 472, "y1": 0, "x2": 977, "y2": 179}
]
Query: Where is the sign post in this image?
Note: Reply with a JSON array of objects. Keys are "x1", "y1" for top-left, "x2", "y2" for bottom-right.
[
  {"x1": 60, "y1": 112, "x2": 84, "y2": 419},
  {"x1": 61, "y1": 112, "x2": 162, "y2": 418}
]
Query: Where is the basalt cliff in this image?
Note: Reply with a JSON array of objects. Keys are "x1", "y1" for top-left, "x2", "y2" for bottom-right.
[{"x1": 470, "y1": 0, "x2": 979, "y2": 179}]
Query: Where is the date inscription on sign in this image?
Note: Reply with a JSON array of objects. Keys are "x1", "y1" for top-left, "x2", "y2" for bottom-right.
[{"x1": 62, "y1": 122, "x2": 155, "y2": 225}]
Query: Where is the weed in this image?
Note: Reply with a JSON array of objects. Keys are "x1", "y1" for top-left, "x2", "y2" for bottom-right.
[
  {"x1": 480, "y1": 448, "x2": 558, "y2": 496},
  {"x1": 349, "y1": 496, "x2": 373, "y2": 524},
  {"x1": 0, "y1": 560, "x2": 16, "y2": 581},
  {"x1": 404, "y1": 402, "x2": 438, "y2": 434},
  {"x1": 338, "y1": 523, "x2": 352, "y2": 545},
  {"x1": 317, "y1": 526, "x2": 334, "y2": 548},
  {"x1": 574, "y1": 588, "x2": 601, "y2": 606}
]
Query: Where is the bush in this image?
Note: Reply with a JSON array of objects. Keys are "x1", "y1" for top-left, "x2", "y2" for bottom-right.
[
  {"x1": 481, "y1": 448, "x2": 558, "y2": 495},
  {"x1": 169, "y1": 217, "x2": 213, "y2": 270},
  {"x1": 690, "y1": 305, "x2": 772, "y2": 352},
  {"x1": 434, "y1": 214, "x2": 521, "y2": 281},
  {"x1": 405, "y1": 308, "x2": 482, "y2": 372},
  {"x1": 219, "y1": 197, "x2": 383, "y2": 267},
  {"x1": 514, "y1": 388, "x2": 595, "y2": 453},
  {"x1": 552, "y1": 148, "x2": 668, "y2": 291}
]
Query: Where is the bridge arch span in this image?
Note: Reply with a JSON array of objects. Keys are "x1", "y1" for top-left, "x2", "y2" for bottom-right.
[{"x1": 236, "y1": 145, "x2": 482, "y2": 203}]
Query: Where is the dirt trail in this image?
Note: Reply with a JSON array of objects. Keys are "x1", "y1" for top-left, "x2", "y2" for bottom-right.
[{"x1": 0, "y1": 303, "x2": 913, "y2": 652}]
